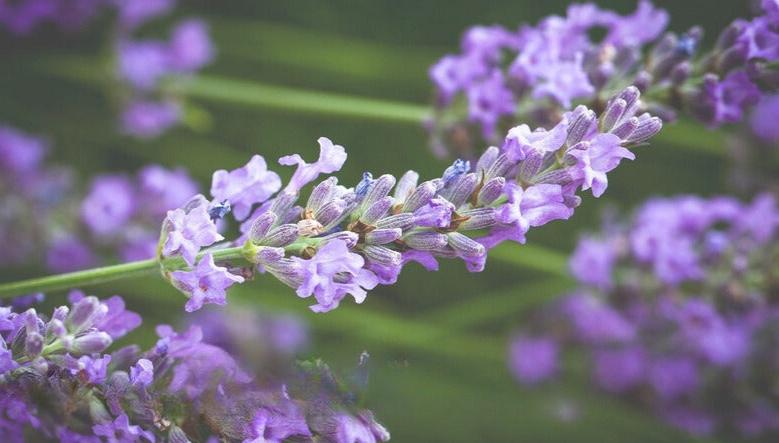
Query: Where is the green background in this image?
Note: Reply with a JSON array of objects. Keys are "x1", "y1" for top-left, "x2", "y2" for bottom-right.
[{"x1": 0, "y1": 1, "x2": 757, "y2": 442}]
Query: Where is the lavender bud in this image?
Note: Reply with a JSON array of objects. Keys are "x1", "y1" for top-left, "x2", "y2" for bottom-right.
[
  {"x1": 476, "y1": 146, "x2": 500, "y2": 174},
  {"x1": 626, "y1": 115, "x2": 663, "y2": 144},
  {"x1": 262, "y1": 224, "x2": 299, "y2": 247},
  {"x1": 71, "y1": 331, "x2": 112, "y2": 354},
  {"x1": 269, "y1": 191, "x2": 298, "y2": 219},
  {"x1": 322, "y1": 231, "x2": 360, "y2": 248},
  {"x1": 717, "y1": 42, "x2": 749, "y2": 73},
  {"x1": 403, "y1": 231, "x2": 448, "y2": 251},
  {"x1": 362, "y1": 245, "x2": 402, "y2": 267},
  {"x1": 611, "y1": 117, "x2": 639, "y2": 140},
  {"x1": 265, "y1": 258, "x2": 305, "y2": 288},
  {"x1": 52, "y1": 306, "x2": 69, "y2": 322},
  {"x1": 402, "y1": 181, "x2": 438, "y2": 212},
  {"x1": 307, "y1": 177, "x2": 338, "y2": 212},
  {"x1": 532, "y1": 168, "x2": 576, "y2": 186},
  {"x1": 670, "y1": 62, "x2": 692, "y2": 85},
  {"x1": 365, "y1": 228, "x2": 402, "y2": 245},
  {"x1": 600, "y1": 99, "x2": 627, "y2": 132},
  {"x1": 375, "y1": 213, "x2": 415, "y2": 230},
  {"x1": 485, "y1": 153, "x2": 514, "y2": 180},
  {"x1": 447, "y1": 232, "x2": 486, "y2": 257},
  {"x1": 443, "y1": 173, "x2": 478, "y2": 208},
  {"x1": 477, "y1": 177, "x2": 505, "y2": 206},
  {"x1": 394, "y1": 171, "x2": 419, "y2": 201},
  {"x1": 717, "y1": 22, "x2": 745, "y2": 50},
  {"x1": 632, "y1": 71, "x2": 652, "y2": 93},
  {"x1": 361, "y1": 196, "x2": 394, "y2": 225},
  {"x1": 46, "y1": 319, "x2": 66, "y2": 339},
  {"x1": 67, "y1": 296, "x2": 106, "y2": 332},
  {"x1": 360, "y1": 174, "x2": 396, "y2": 211},
  {"x1": 25, "y1": 332, "x2": 44, "y2": 358},
  {"x1": 518, "y1": 152, "x2": 545, "y2": 184},
  {"x1": 254, "y1": 246, "x2": 286, "y2": 265},
  {"x1": 315, "y1": 199, "x2": 347, "y2": 227},
  {"x1": 458, "y1": 208, "x2": 497, "y2": 230},
  {"x1": 566, "y1": 109, "x2": 596, "y2": 147},
  {"x1": 168, "y1": 425, "x2": 192, "y2": 443},
  {"x1": 249, "y1": 211, "x2": 278, "y2": 242},
  {"x1": 616, "y1": 86, "x2": 641, "y2": 118}
]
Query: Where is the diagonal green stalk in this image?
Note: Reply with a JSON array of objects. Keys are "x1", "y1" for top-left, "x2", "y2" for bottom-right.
[
  {"x1": 0, "y1": 247, "x2": 246, "y2": 299},
  {"x1": 175, "y1": 75, "x2": 430, "y2": 124}
]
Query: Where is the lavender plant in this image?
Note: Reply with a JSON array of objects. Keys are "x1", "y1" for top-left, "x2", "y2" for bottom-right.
[
  {"x1": 0, "y1": 293, "x2": 389, "y2": 442},
  {"x1": 510, "y1": 194, "x2": 779, "y2": 438},
  {"x1": 428, "y1": 0, "x2": 779, "y2": 159}
]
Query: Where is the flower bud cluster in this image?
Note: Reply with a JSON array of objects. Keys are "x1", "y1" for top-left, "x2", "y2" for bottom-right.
[
  {"x1": 428, "y1": 0, "x2": 779, "y2": 158},
  {"x1": 0, "y1": 294, "x2": 389, "y2": 442},
  {"x1": 510, "y1": 194, "x2": 779, "y2": 439},
  {"x1": 160, "y1": 89, "x2": 662, "y2": 313}
]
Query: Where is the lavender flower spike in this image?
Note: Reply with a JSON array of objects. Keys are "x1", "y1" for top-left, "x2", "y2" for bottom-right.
[{"x1": 154, "y1": 90, "x2": 660, "y2": 313}]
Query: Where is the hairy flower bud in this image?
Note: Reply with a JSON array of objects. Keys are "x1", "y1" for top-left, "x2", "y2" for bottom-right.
[{"x1": 403, "y1": 231, "x2": 449, "y2": 251}]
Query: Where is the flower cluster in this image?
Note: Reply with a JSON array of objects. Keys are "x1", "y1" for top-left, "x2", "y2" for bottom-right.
[
  {"x1": 0, "y1": 125, "x2": 73, "y2": 268},
  {"x1": 428, "y1": 0, "x2": 779, "y2": 158},
  {"x1": 0, "y1": 0, "x2": 105, "y2": 35},
  {"x1": 0, "y1": 122, "x2": 202, "y2": 273},
  {"x1": 510, "y1": 194, "x2": 779, "y2": 438},
  {"x1": 158, "y1": 88, "x2": 662, "y2": 313},
  {"x1": 115, "y1": 0, "x2": 215, "y2": 138},
  {"x1": 0, "y1": 293, "x2": 389, "y2": 442}
]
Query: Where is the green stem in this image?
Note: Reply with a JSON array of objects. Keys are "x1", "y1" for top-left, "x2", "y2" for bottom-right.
[
  {"x1": 175, "y1": 75, "x2": 430, "y2": 124},
  {"x1": 0, "y1": 247, "x2": 246, "y2": 299}
]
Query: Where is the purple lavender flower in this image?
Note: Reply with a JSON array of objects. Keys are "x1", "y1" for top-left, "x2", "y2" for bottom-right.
[
  {"x1": 648, "y1": 357, "x2": 698, "y2": 400},
  {"x1": 750, "y1": 94, "x2": 779, "y2": 141},
  {"x1": 692, "y1": 72, "x2": 761, "y2": 127},
  {"x1": 170, "y1": 253, "x2": 245, "y2": 312},
  {"x1": 130, "y1": 359, "x2": 154, "y2": 387},
  {"x1": 81, "y1": 175, "x2": 137, "y2": 236},
  {"x1": 568, "y1": 237, "x2": 615, "y2": 290},
  {"x1": 495, "y1": 183, "x2": 573, "y2": 244},
  {"x1": 0, "y1": 125, "x2": 47, "y2": 176},
  {"x1": 279, "y1": 137, "x2": 347, "y2": 194},
  {"x1": 114, "y1": 0, "x2": 175, "y2": 31},
  {"x1": 323, "y1": 412, "x2": 391, "y2": 443},
  {"x1": 93, "y1": 413, "x2": 155, "y2": 443},
  {"x1": 168, "y1": 19, "x2": 214, "y2": 72},
  {"x1": 138, "y1": 164, "x2": 198, "y2": 218},
  {"x1": 602, "y1": 0, "x2": 669, "y2": 47},
  {"x1": 162, "y1": 195, "x2": 224, "y2": 265},
  {"x1": 117, "y1": 40, "x2": 171, "y2": 91},
  {"x1": 120, "y1": 100, "x2": 181, "y2": 138},
  {"x1": 293, "y1": 240, "x2": 379, "y2": 313},
  {"x1": 211, "y1": 155, "x2": 282, "y2": 220},
  {"x1": 67, "y1": 354, "x2": 112, "y2": 384},
  {"x1": 592, "y1": 346, "x2": 646, "y2": 393},
  {"x1": 509, "y1": 336, "x2": 558, "y2": 385},
  {"x1": 46, "y1": 237, "x2": 96, "y2": 273},
  {"x1": 569, "y1": 134, "x2": 635, "y2": 197},
  {"x1": 466, "y1": 70, "x2": 515, "y2": 137}
]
